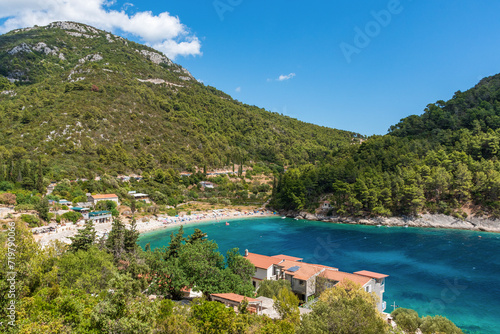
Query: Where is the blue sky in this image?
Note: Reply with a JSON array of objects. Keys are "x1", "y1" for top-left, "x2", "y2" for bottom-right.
[{"x1": 2, "y1": 1, "x2": 500, "y2": 135}]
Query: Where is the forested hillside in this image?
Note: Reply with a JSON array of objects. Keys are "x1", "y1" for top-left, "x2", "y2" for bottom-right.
[
  {"x1": 0, "y1": 22, "x2": 358, "y2": 180},
  {"x1": 272, "y1": 73, "x2": 500, "y2": 217}
]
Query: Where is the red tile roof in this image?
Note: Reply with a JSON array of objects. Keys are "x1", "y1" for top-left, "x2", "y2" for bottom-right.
[
  {"x1": 245, "y1": 252, "x2": 282, "y2": 269},
  {"x1": 354, "y1": 270, "x2": 389, "y2": 279},
  {"x1": 92, "y1": 194, "x2": 118, "y2": 199},
  {"x1": 211, "y1": 293, "x2": 260, "y2": 303},
  {"x1": 320, "y1": 270, "x2": 372, "y2": 287},
  {"x1": 308, "y1": 263, "x2": 339, "y2": 271},
  {"x1": 272, "y1": 254, "x2": 303, "y2": 262},
  {"x1": 281, "y1": 260, "x2": 324, "y2": 281}
]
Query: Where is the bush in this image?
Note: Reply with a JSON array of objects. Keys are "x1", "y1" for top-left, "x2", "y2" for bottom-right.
[
  {"x1": 15, "y1": 204, "x2": 35, "y2": 212},
  {"x1": 392, "y1": 308, "x2": 421, "y2": 333},
  {"x1": 0, "y1": 192, "x2": 16, "y2": 205},
  {"x1": 61, "y1": 211, "x2": 83, "y2": 223},
  {"x1": 420, "y1": 315, "x2": 463, "y2": 334},
  {"x1": 0, "y1": 181, "x2": 14, "y2": 191},
  {"x1": 21, "y1": 214, "x2": 40, "y2": 227}
]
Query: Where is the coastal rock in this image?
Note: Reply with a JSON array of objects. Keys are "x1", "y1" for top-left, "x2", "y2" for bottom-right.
[{"x1": 279, "y1": 211, "x2": 500, "y2": 233}]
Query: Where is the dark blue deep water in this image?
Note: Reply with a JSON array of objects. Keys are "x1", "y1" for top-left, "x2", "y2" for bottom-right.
[{"x1": 139, "y1": 217, "x2": 500, "y2": 333}]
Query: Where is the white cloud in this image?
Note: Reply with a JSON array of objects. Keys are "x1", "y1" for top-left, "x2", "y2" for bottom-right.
[
  {"x1": 0, "y1": 0, "x2": 202, "y2": 60},
  {"x1": 235, "y1": 86, "x2": 241, "y2": 92},
  {"x1": 277, "y1": 73, "x2": 296, "y2": 81}
]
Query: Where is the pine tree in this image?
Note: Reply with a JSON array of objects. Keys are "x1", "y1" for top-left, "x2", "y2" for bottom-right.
[
  {"x1": 36, "y1": 157, "x2": 44, "y2": 195},
  {"x1": 165, "y1": 226, "x2": 185, "y2": 259},
  {"x1": 35, "y1": 197, "x2": 50, "y2": 221},
  {"x1": 106, "y1": 218, "x2": 126, "y2": 260},
  {"x1": 186, "y1": 228, "x2": 207, "y2": 244},
  {"x1": 69, "y1": 219, "x2": 96, "y2": 252},
  {"x1": 124, "y1": 218, "x2": 140, "y2": 254}
]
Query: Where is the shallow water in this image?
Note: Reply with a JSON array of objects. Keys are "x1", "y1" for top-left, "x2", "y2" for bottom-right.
[{"x1": 139, "y1": 217, "x2": 500, "y2": 333}]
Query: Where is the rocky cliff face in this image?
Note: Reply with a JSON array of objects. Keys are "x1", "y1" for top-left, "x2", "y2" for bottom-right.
[{"x1": 0, "y1": 21, "x2": 193, "y2": 83}]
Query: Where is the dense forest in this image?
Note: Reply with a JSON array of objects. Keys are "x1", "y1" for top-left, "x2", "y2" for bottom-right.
[
  {"x1": 0, "y1": 22, "x2": 358, "y2": 179},
  {"x1": 272, "y1": 73, "x2": 500, "y2": 218}
]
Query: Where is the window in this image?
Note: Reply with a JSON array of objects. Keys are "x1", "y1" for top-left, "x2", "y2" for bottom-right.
[
  {"x1": 365, "y1": 285, "x2": 371, "y2": 293},
  {"x1": 299, "y1": 280, "x2": 304, "y2": 286}
]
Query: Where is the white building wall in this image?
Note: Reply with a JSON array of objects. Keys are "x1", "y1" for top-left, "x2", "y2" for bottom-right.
[
  {"x1": 94, "y1": 197, "x2": 119, "y2": 205},
  {"x1": 254, "y1": 267, "x2": 270, "y2": 280}
]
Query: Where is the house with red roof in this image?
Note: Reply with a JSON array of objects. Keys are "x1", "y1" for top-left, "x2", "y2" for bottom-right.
[
  {"x1": 354, "y1": 270, "x2": 389, "y2": 312},
  {"x1": 244, "y1": 249, "x2": 388, "y2": 311},
  {"x1": 244, "y1": 250, "x2": 283, "y2": 289},
  {"x1": 87, "y1": 193, "x2": 120, "y2": 206},
  {"x1": 211, "y1": 293, "x2": 263, "y2": 315}
]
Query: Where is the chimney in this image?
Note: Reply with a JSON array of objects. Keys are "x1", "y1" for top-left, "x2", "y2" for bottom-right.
[{"x1": 245, "y1": 249, "x2": 249, "y2": 257}]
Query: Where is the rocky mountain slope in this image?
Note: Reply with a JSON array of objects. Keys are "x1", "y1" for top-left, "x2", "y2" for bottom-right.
[{"x1": 0, "y1": 22, "x2": 359, "y2": 178}]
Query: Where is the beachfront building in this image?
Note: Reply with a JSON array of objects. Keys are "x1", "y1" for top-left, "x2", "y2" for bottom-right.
[
  {"x1": 88, "y1": 210, "x2": 112, "y2": 223},
  {"x1": 87, "y1": 193, "x2": 120, "y2": 206},
  {"x1": 280, "y1": 259, "x2": 333, "y2": 302},
  {"x1": 244, "y1": 250, "x2": 388, "y2": 310},
  {"x1": 244, "y1": 250, "x2": 283, "y2": 289},
  {"x1": 210, "y1": 293, "x2": 263, "y2": 315},
  {"x1": 354, "y1": 270, "x2": 389, "y2": 312},
  {"x1": 71, "y1": 207, "x2": 90, "y2": 219}
]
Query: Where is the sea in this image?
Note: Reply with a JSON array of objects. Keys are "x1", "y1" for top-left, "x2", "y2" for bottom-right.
[{"x1": 139, "y1": 216, "x2": 500, "y2": 334}]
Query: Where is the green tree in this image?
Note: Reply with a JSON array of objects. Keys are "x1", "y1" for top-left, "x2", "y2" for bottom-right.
[
  {"x1": 420, "y1": 315, "x2": 463, "y2": 334},
  {"x1": 58, "y1": 247, "x2": 117, "y2": 294},
  {"x1": 61, "y1": 211, "x2": 83, "y2": 223},
  {"x1": 166, "y1": 226, "x2": 186, "y2": 259},
  {"x1": 257, "y1": 278, "x2": 292, "y2": 299},
  {"x1": 106, "y1": 218, "x2": 127, "y2": 260},
  {"x1": 68, "y1": 219, "x2": 96, "y2": 252},
  {"x1": 177, "y1": 240, "x2": 225, "y2": 296},
  {"x1": 273, "y1": 286, "x2": 300, "y2": 325},
  {"x1": 391, "y1": 308, "x2": 421, "y2": 333},
  {"x1": 187, "y1": 228, "x2": 207, "y2": 244},
  {"x1": 190, "y1": 300, "x2": 236, "y2": 334},
  {"x1": 35, "y1": 196, "x2": 50, "y2": 221},
  {"x1": 298, "y1": 281, "x2": 389, "y2": 334},
  {"x1": 225, "y1": 248, "x2": 255, "y2": 282}
]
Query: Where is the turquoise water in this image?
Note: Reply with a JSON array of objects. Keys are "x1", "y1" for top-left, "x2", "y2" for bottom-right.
[{"x1": 139, "y1": 217, "x2": 500, "y2": 334}]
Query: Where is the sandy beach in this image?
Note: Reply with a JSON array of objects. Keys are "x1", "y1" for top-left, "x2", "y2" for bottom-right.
[{"x1": 34, "y1": 209, "x2": 277, "y2": 247}]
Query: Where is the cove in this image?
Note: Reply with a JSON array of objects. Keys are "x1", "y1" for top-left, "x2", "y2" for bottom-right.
[{"x1": 139, "y1": 217, "x2": 500, "y2": 334}]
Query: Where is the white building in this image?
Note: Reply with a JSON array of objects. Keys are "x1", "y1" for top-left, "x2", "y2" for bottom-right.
[{"x1": 88, "y1": 193, "x2": 120, "y2": 206}]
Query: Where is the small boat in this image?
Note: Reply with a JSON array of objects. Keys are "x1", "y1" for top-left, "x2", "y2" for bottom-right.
[
  {"x1": 281, "y1": 216, "x2": 286, "y2": 219},
  {"x1": 377, "y1": 224, "x2": 382, "y2": 227}
]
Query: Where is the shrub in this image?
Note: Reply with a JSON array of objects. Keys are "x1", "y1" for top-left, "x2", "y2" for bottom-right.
[
  {"x1": 392, "y1": 308, "x2": 421, "y2": 333},
  {"x1": 21, "y1": 214, "x2": 40, "y2": 227},
  {"x1": 420, "y1": 315, "x2": 463, "y2": 334},
  {"x1": 0, "y1": 192, "x2": 16, "y2": 205}
]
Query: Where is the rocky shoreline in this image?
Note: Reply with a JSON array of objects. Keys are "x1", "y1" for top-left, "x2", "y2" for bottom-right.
[{"x1": 284, "y1": 211, "x2": 500, "y2": 233}]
